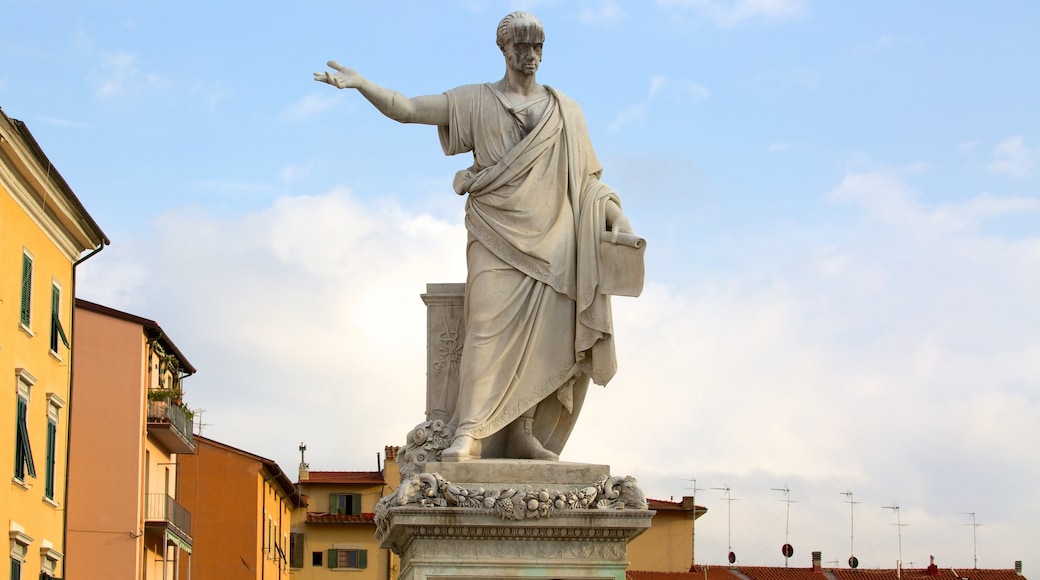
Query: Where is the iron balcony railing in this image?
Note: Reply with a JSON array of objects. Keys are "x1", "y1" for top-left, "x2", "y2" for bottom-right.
[
  {"x1": 147, "y1": 398, "x2": 194, "y2": 449},
  {"x1": 145, "y1": 493, "x2": 192, "y2": 541}
]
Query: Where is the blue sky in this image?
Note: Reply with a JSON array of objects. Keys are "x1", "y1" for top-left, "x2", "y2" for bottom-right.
[{"x1": 3, "y1": 0, "x2": 1038, "y2": 570}]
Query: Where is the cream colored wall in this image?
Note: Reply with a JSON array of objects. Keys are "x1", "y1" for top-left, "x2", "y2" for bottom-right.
[
  {"x1": 627, "y1": 510, "x2": 695, "y2": 572},
  {"x1": 291, "y1": 482, "x2": 387, "y2": 580},
  {"x1": 1, "y1": 184, "x2": 78, "y2": 580}
]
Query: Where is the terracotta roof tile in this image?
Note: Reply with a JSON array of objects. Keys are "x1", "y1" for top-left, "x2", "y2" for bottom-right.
[
  {"x1": 629, "y1": 568, "x2": 1024, "y2": 580},
  {"x1": 301, "y1": 471, "x2": 385, "y2": 485},
  {"x1": 305, "y1": 512, "x2": 376, "y2": 525}
]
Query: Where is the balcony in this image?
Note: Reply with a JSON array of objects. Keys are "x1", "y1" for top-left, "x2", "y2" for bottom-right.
[
  {"x1": 144, "y1": 493, "x2": 193, "y2": 549},
  {"x1": 146, "y1": 398, "x2": 195, "y2": 454}
]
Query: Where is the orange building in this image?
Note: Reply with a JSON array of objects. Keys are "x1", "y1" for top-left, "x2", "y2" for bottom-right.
[
  {"x1": 66, "y1": 300, "x2": 196, "y2": 579},
  {"x1": 176, "y1": 435, "x2": 300, "y2": 580},
  {"x1": 1, "y1": 107, "x2": 108, "y2": 580}
]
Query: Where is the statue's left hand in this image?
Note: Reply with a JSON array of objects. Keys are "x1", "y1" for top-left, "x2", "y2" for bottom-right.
[{"x1": 313, "y1": 60, "x2": 363, "y2": 89}]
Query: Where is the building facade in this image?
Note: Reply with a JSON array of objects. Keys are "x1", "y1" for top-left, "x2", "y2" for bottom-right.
[
  {"x1": 65, "y1": 300, "x2": 196, "y2": 579},
  {"x1": 176, "y1": 435, "x2": 299, "y2": 580},
  {"x1": 1, "y1": 107, "x2": 107, "y2": 579},
  {"x1": 289, "y1": 447, "x2": 397, "y2": 580}
]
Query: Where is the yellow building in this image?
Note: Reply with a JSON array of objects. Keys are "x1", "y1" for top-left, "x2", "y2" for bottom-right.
[
  {"x1": 66, "y1": 300, "x2": 196, "y2": 579},
  {"x1": 177, "y1": 435, "x2": 300, "y2": 580},
  {"x1": 1, "y1": 107, "x2": 108, "y2": 579},
  {"x1": 289, "y1": 446, "x2": 399, "y2": 580}
]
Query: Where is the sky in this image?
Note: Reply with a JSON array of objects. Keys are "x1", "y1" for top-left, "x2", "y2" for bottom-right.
[{"x1": 3, "y1": 0, "x2": 1038, "y2": 570}]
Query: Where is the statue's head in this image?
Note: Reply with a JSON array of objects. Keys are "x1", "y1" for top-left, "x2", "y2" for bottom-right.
[{"x1": 497, "y1": 12, "x2": 544, "y2": 76}]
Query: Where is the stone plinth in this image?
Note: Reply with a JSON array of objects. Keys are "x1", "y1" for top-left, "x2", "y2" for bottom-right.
[
  {"x1": 376, "y1": 460, "x2": 653, "y2": 579},
  {"x1": 380, "y1": 507, "x2": 652, "y2": 579}
]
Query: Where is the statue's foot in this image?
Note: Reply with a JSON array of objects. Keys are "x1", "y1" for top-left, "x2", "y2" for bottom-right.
[
  {"x1": 441, "y1": 435, "x2": 480, "y2": 462},
  {"x1": 504, "y1": 429, "x2": 559, "y2": 461}
]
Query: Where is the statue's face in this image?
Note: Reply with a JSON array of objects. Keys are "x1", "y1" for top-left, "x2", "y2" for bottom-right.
[
  {"x1": 506, "y1": 41, "x2": 543, "y2": 76},
  {"x1": 505, "y1": 26, "x2": 543, "y2": 76}
]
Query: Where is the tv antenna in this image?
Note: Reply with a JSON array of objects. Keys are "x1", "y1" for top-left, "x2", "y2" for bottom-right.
[
  {"x1": 683, "y1": 478, "x2": 704, "y2": 571},
  {"x1": 882, "y1": 504, "x2": 906, "y2": 579},
  {"x1": 841, "y1": 490, "x2": 860, "y2": 568},
  {"x1": 712, "y1": 485, "x2": 739, "y2": 565},
  {"x1": 772, "y1": 486, "x2": 797, "y2": 566},
  {"x1": 962, "y1": 512, "x2": 981, "y2": 569},
  {"x1": 192, "y1": 408, "x2": 211, "y2": 435}
]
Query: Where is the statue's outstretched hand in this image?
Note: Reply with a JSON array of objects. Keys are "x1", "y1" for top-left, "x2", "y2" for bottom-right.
[{"x1": 314, "y1": 60, "x2": 362, "y2": 89}]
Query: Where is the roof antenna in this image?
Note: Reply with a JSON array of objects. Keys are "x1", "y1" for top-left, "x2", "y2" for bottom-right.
[
  {"x1": 712, "y1": 485, "x2": 739, "y2": 566},
  {"x1": 683, "y1": 477, "x2": 704, "y2": 571},
  {"x1": 962, "y1": 512, "x2": 981, "y2": 569},
  {"x1": 841, "y1": 490, "x2": 860, "y2": 568},
  {"x1": 882, "y1": 504, "x2": 907, "y2": 580},
  {"x1": 772, "y1": 486, "x2": 797, "y2": 566}
]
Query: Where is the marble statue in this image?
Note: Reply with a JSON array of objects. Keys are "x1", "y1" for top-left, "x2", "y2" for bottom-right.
[{"x1": 315, "y1": 11, "x2": 642, "y2": 462}]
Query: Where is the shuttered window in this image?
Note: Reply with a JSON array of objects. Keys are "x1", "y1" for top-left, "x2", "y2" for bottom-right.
[
  {"x1": 327, "y1": 549, "x2": 367, "y2": 569},
  {"x1": 45, "y1": 418, "x2": 57, "y2": 499},
  {"x1": 50, "y1": 284, "x2": 69, "y2": 353},
  {"x1": 289, "y1": 532, "x2": 305, "y2": 568},
  {"x1": 14, "y1": 395, "x2": 36, "y2": 480},
  {"x1": 329, "y1": 493, "x2": 361, "y2": 515},
  {"x1": 20, "y1": 253, "x2": 33, "y2": 327}
]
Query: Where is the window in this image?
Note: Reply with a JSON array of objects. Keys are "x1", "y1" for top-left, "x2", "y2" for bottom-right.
[
  {"x1": 329, "y1": 493, "x2": 361, "y2": 515},
  {"x1": 327, "y1": 548, "x2": 367, "y2": 570},
  {"x1": 19, "y1": 252, "x2": 33, "y2": 328},
  {"x1": 9, "y1": 524, "x2": 32, "y2": 580},
  {"x1": 44, "y1": 419, "x2": 56, "y2": 499},
  {"x1": 290, "y1": 533, "x2": 305, "y2": 569},
  {"x1": 13, "y1": 372, "x2": 36, "y2": 482},
  {"x1": 39, "y1": 543, "x2": 61, "y2": 578},
  {"x1": 49, "y1": 284, "x2": 68, "y2": 354},
  {"x1": 311, "y1": 551, "x2": 322, "y2": 567}
]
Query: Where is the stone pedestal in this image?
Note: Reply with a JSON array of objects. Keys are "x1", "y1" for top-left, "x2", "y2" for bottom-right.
[{"x1": 376, "y1": 460, "x2": 653, "y2": 579}]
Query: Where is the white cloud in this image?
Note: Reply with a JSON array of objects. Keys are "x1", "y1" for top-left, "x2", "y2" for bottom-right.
[
  {"x1": 610, "y1": 75, "x2": 709, "y2": 131},
  {"x1": 92, "y1": 51, "x2": 166, "y2": 98},
  {"x1": 281, "y1": 92, "x2": 346, "y2": 122},
  {"x1": 579, "y1": 1, "x2": 626, "y2": 25},
  {"x1": 988, "y1": 135, "x2": 1035, "y2": 178},
  {"x1": 829, "y1": 171, "x2": 1040, "y2": 236},
  {"x1": 659, "y1": 0, "x2": 809, "y2": 27}
]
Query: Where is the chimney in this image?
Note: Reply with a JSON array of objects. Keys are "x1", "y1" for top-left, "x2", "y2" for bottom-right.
[
  {"x1": 385, "y1": 445, "x2": 399, "y2": 462},
  {"x1": 812, "y1": 551, "x2": 822, "y2": 571},
  {"x1": 1015, "y1": 561, "x2": 1023, "y2": 576},
  {"x1": 927, "y1": 555, "x2": 939, "y2": 576}
]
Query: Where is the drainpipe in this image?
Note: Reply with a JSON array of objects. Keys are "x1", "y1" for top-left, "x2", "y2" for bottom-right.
[{"x1": 62, "y1": 239, "x2": 108, "y2": 576}]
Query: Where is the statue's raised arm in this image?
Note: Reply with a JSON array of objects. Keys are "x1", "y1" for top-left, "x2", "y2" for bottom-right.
[{"x1": 314, "y1": 60, "x2": 448, "y2": 126}]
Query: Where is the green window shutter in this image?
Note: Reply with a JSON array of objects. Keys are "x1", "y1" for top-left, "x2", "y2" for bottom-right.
[
  {"x1": 15, "y1": 397, "x2": 36, "y2": 479},
  {"x1": 358, "y1": 549, "x2": 368, "y2": 569},
  {"x1": 20, "y1": 254, "x2": 33, "y2": 327},
  {"x1": 329, "y1": 493, "x2": 339, "y2": 515},
  {"x1": 50, "y1": 286, "x2": 68, "y2": 352},
  {"x1": 327, "y1": 549, "x2": 336, "y2": 568},
  {"x1": 45, "y1": 420, "x2": 57, "y2": 498},
  {"x1": 289, "y1": 532, "x2": 305, "y2": 568},
  {"x1": 351, "y1": 493, "x2": 361, "y2": 515}
]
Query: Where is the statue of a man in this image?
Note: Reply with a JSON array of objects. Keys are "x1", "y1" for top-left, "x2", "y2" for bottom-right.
[{"x1": 316, "y1": 11, "x2": 637, "y2": 461}]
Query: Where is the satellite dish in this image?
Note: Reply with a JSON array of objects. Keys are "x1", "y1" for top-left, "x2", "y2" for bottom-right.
[
  {"x1": 782, "y1": 544, "x2": 794, "y2": 558},
  {"x1": 728, "y1": 551, "x2": 736, "y2": 564},
  {"x1": 849, "y1": 556, "x2": 859, "y2": 569}
]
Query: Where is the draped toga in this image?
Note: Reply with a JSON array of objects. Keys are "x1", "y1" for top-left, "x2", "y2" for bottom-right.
[{"x1": 438, "y1": 83, "x2": 619, "y2": 456}]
